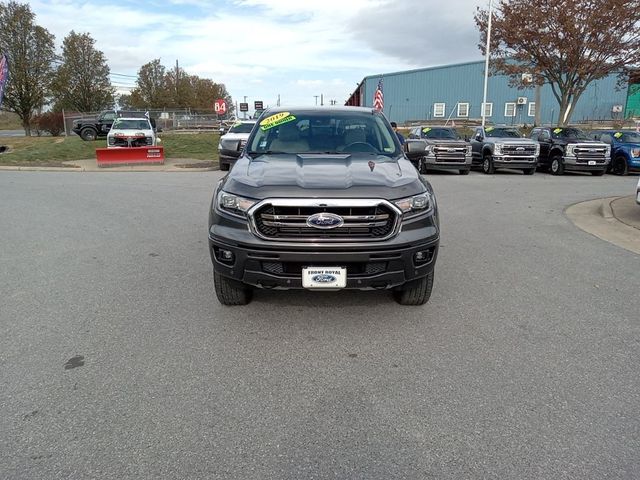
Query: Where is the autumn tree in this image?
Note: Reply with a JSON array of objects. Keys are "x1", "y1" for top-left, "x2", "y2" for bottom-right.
[
  {"x1": 475, "y1": 0, "x2": 640, "y2": 126},
  {"x1": 52, "y1": 31, "x2": 114, "y2": 112},
  {"x1": 129, "y1": 58, "x2": 233, "y2": 113},
  {"x1": 0, "y1": 1, "x2": 56, "y2": 135},
  {"x1": 129, "y1": 59, "x2": 168, "y2": 108}
]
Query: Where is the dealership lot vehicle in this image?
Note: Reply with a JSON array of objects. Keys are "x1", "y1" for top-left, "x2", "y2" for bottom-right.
[
  {"x1": 406, "y1": 126, "x2": 472, "y2": 175},
  {"x1": 217, "y1": 120, "x2": 257, "y2": 171},
  {"x1": 106, "y1": 117, "x2": 158, "y2": 148},
  {"x1": 72, "y1": 110, "x2": 155, "y2": 141},
  {"x1": 471, "y1": 126, "x2": 539, "y2": 174},
  {"x1": 209, "y1": 107, "x2": 439, "y2": 306},
  {"x1": 591, "y1": 130, "x2": 640, "y2": 175},
  {"x1": 531, "y1": 126, "x2": 609, "y2": 175}
]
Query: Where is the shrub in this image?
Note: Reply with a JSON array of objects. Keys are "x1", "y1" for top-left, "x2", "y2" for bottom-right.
[{"x1": 32, "y1": 112, "x2": 64, "y2": 136}]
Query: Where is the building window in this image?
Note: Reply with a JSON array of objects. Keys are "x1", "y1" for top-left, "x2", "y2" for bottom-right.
[
  {"x1": 505, "y1": 102, "x2": 516, "y2": 117},
  {"x1": 457, "y1": 103, "x2": 469, "y2": 117},
  {"x1": 433, "y1": 103, "x2": 445, "y2": 117},
  {"x1": 528, "y1": 102, "x2": 536, "y2": 117},
  {"x1": 481, "y1": 102, "x2": 493, "y2": 117}
]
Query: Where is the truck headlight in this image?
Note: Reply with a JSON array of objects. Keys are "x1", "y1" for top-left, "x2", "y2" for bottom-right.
[
  {"x1": 535, "y1": 144, "x2": 540, "y2": 156},
  {"x1": 394, "y1": 192, "x2": 433, "y2": 218},
  {"x1": 631, "y1": 148, "x2": 640, "y2": 158},
  {"x1": 494, "y1": 143, "x2": 503, "y2": 155},
  {"x1": 565, "y1": 145, "x2": 576, "y2": 156},
  {"x1": 466, "y1": 145, "x2": 472, "y2": 155},
  {"x1": 216, "y1": 191, "x2": 257, "y2": 218}
]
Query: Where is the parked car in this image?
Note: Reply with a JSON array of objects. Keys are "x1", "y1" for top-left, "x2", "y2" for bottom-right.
[
  {"x1": 406, "y1": 126, "x2": 472, "y2": 175},
  {"x1": 591, "y1": 130, "x2": 640, "y2": 175},
  {"x1": 218, "y1": 120, "x2": 257, "y2": 171},
  {"x1": 470, "y1": 126, "x2": 539, "y2": 174},
  {"x1": 530, "y1": 127, "x2": 609, "y2": 176},
  {"x1": 106, "y1": 117, "x2": 158, "y2": 148},
  {"x1": 72, "y1": 110, "x2": 155, "y2": 141},
  {"x1": 208, "y1": 107, "x2": 440, "y2": 306}
]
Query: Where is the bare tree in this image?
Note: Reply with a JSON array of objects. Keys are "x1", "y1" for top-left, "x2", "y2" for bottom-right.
[
  {"x1": 475, "y1": 0, "x2": 640, "y2": 126},
  {"x1": 52, "y1": 31, "x2": 114, "y2": 112},
  {"x1": 0, "y1": 1, "x2": 56, "y2": 135}
]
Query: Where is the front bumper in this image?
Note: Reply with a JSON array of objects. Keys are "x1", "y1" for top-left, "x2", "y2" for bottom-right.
[
  {"x1": 493, "y1": 155, "x2": 538, "y2": 168},
  {"x1": 423, "y1": 155, "x2": 472, "y2": 169},
  {"x1": 563, "y1": 156, "x2": 609, "y2": 171},
  {"x1": 208, "y1": 212, "x2": 439, "y2": 290}
]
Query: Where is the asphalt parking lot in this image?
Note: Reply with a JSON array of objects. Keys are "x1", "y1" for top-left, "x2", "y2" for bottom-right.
[{"x1": 1, "y1": 170, "x2": 639, "y2": 479}]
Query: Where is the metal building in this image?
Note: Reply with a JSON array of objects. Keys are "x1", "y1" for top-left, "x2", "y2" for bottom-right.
[{"x1": 346, "y1": 60, "x2": 635, "y2": 126}]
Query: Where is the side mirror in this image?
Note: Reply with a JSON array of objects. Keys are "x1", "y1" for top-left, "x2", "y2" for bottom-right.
[
  {"x1": 404, "y1": 140, "x2": 427, "y2": 160},
  {"x1": 475, "y1": 134, "x2": 483, "y2": 141}
]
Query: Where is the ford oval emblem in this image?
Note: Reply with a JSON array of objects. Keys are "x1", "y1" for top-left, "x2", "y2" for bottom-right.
[
  {"x1": 306, "y1": 212, "x2": 344, "y2": 229},
  {"x1": 516, "y1": 146, "x2": 525, "y2": 151},
  {"x1": 312, "y1": 274, "x2": 336, "y2": 283}
]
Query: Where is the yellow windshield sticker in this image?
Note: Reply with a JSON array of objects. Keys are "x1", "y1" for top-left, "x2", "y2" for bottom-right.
[
  {"x1": 614, "y1": 132, "x2": 623, "y2": 139},
  {"x1": 259, "y1": 112, "x2": 296, "y2": 131},
  {"x1": 485, "y1": 127, "x2": 494, "y2": 132},
  {"x1": 233, "y1": 122, "x2": 242, "y2": 127},
  {"x1": 553, "y1": 128, "x2": 563, "y2": 134},
  {"x1": 422, "y1": 127, "x2": 431, "y2": 133}
]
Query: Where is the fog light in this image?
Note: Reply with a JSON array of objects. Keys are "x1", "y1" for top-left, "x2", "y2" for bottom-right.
[
  {"x1": 414, "y1": 250, "x2": 431, "y2": 264},
  {"x1": 216, "y1": 248, "x2": 235, "y2": 264}
]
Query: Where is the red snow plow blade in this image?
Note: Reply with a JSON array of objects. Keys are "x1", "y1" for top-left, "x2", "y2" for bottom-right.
[{"x1": 96, "y1": 146, "x2": 165, "y2": 167}]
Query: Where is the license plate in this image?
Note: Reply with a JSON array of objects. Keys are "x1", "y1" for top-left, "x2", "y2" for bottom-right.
[
  {"x1": 588, "y1": 160, "x2": 596, "y2": 165},
  {"x1": 302, "y1": 267, "x2": 347, "y2": 289}
]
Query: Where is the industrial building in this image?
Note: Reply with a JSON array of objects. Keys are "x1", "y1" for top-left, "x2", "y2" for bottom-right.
[{"x1": 346, "y1": 60, "x2": 640, "y2": 126}]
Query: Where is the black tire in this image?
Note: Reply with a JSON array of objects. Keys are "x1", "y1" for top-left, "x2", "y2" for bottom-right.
[
  {"x1": 393, "y1": 271, "x2": 434, "y2": 306},
  {"x1": 80, "y1": 128, "x2": 97, "y2": 141},
  {"x1": 550, "y1": 154, "x2": 564, "y2": 175},
  {"x1": 219, "y1": 162, "x2": 230, "y2": 171},
  {"x1": 213, "y1": 270, "x2": 252, "y2": 305},
  {"x1": 611, "y1": 155, "x2": 628, "y2": 176},
  {"x1": 523, "y1": 167, "x2": 536, "y2": 175},
  {"x1": 482, "y1": 153, "x2": 495, "y2": 174},
  {"x1": 591, "y1": 169, "x2": 605, "y2": 176},
  {"x1": 459, "y1": 168, "x2": 470, "y2": 175}
]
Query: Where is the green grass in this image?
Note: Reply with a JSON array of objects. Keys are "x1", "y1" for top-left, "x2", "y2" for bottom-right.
[{"x1": 0, "y1": 132, "x2": 220, "y2": 166}]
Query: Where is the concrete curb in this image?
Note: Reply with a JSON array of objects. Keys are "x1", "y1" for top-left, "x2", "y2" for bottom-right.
[{"x1": 565, "y1": 196, "x2": 640, "y2": 255}]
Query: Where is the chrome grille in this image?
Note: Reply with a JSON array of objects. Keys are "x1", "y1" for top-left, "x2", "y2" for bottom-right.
[
  {"x1": 250, "y1": 199, "x2": 401, "y2": 242},
  {"x1": 502, "y1": 144, "x2": 538, "y2": 156},
  {"x1": 573, "y1": 144, "x2": 608, "y2": 163},
  {"x1": 433, "y1": 144, "x2": 467, "y2": 162}
]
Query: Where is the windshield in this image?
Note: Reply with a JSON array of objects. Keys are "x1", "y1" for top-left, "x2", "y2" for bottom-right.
[
  {"x1": 421, "y1": 127, "x2": 459, "y2": 139},
  {"x1": 229, "y1": 122, "x2": 255, "y2": 134},
  {"x1": 614, "y1": 131, "x2": 640, "y2": 143},
  {"x1": 112, "y1": 119, "x2": 151, "y2": 130},
  {"x1": 247, "y1": 110, "x2": 400, "y2": 156},
  {"x1": 485, "y1": 127, "x2": 521, "y2": 138},
  {"x1": 551, "y1": 127, "x2": 589, "y2": 140}
]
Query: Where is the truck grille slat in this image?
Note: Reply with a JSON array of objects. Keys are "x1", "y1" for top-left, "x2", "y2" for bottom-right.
[{"x1": 251, "y1": 200, "x2": 400, "y2": 242}]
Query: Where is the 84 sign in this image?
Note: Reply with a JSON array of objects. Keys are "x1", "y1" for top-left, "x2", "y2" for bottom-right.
[{"x1": 214, "y1": 99, "x2": 227, "y2": 115}]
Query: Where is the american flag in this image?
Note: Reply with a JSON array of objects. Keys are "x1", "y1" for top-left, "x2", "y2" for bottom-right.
[
  {"x1": 0, "y1": 54, "x2": 8, "y2": 109},
  {"x1": 373, "y1": 77, "x2": 383, "y2": 111}
]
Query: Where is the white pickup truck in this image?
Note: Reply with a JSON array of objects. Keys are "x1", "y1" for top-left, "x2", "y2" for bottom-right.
[{"x1": 106, "y1": 117, "x2": 158, "y2": 148}]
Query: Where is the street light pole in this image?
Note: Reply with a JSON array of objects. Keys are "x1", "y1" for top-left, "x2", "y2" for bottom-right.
[{"x1": 481, "y1": 0, "x2": 494, "y2": 127}]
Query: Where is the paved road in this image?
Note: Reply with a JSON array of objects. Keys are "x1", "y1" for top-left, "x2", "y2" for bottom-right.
[{"x1": 1, "y1": 170, "x2": 639, "y2": 479}]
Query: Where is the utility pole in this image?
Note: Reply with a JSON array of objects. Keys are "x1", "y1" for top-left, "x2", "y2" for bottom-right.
[
  {"x1": 320, "y1": 94, "x2": 324, "y2": 106},
  {"x1": 481, "y1": 0, "x2": 493, "y2": 127},
  {"x1": 277, "y1": 94, "x2": 280, "y2": 107},
  {"x1": 534, "y1": 82, "x2": 541, "y2": 126},
  {"x1": 243, "y1": 96, "x2": 247, "y2": 119},
  {"x1": 314, "y1": 95, "x2": 319, "y2": 106},
  {"x1": 175, "y1": 59, "x2": 179, "y2": 100}
]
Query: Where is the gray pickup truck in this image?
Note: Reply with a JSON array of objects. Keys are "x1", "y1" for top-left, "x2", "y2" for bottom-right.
[
  {"x1": 470, "y1": 126, "x2": 540, "y2": 175},
  {"x1": 208, "y1": 107, "x2": 440, "y2": 306},
  {"x1": 406, "y1": 126, "x2": 472, "y2": 175}
]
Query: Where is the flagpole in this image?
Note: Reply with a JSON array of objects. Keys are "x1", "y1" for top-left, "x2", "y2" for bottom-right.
[{"x1": 481, "y1": 0, "x2": 493, "y2": 127}]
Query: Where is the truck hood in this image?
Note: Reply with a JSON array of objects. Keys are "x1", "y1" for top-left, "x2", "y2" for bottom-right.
[
  {"x1": 221, "y1": 132, "x2": 250, "y2": 141},
  {"x1": 223, "y1": 153, "x2": 427, "y2": 200},
  {"x1": 109, "y1": 129, "x2": 153, "y2": 137}
]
